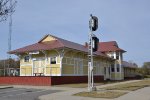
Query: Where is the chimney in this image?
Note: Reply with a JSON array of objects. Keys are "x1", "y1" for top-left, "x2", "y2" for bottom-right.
[{"x1": 84, "y1": 42, "x2": 88, "y2": 48}]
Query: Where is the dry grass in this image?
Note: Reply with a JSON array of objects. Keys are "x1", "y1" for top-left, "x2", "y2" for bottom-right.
[
  {"x1": 54, "y1": 83, "x2": 88, "y2": 88},
  {"x1": 101, "y1": 80, "x2": 150, "y2": 91},
  {"x1": 74, "y1": 91, "x2": 127, "y2": 99},
  {"x1": 54, "y1": 81, "x2": 118, "y2": 88},
  {"x1": 54, "y1": 83, "x2": 106, "y2": 88},
  {"x1": 74, "y1": 80, "x2": 150, "y2": 98}
]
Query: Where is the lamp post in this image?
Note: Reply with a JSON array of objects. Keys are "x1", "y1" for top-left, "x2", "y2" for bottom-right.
[{"x1": 88, "y1": 14, "x2": 99, "y2": 92}]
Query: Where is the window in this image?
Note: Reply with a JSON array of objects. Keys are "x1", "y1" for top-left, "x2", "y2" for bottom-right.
[
  {"x1": 111, "y1": 64, "x2": 115, "y2": 72},
  {"x1": 50, "y1": 57, "x2": 57, "y2": 64},
  {"x1": 104, "y1": 67, "x2": 106, "y2": 74},
  {"x1": 116, "y1": 55, "x2": 119, "y2": 60},
  {"x1": 117, "y1": 64, "x2": 120, "y2": 72},
  {"x1": 71, "y1": 58, "x2": 74, "y2": 65},
  {"x1": 109, "y1": 67, "x2": 111, "y2": 74},
  {"x1": 62, "y1": 57, "x2": 67, "y2": 64},
  {"x1": 111, "y1": 55, "x2": 114, "y2": 59},
  {"x1": 24, "y1": 56, "x2": 29, "y2": 62}
]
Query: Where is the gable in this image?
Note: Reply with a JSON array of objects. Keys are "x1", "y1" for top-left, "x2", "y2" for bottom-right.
[{"x1": 39, "y1": 35, "x2": 57, "y2": 43}]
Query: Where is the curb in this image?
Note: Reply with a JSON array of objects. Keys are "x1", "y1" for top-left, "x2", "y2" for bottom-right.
[{"x1": 0, "y1": 86, "x2": 13, "y2": 89}]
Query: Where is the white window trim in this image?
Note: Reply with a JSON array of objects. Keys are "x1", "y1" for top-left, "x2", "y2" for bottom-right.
[
  {"x1": 20, "y1": 64, "x2": 32, "y2": 67},
  {"x1": 45, "y1": 74, "x2": 61, "y2": 76}
]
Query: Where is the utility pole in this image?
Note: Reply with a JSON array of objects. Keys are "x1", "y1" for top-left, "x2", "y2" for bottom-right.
[{"x1": 88, "y1": 14, "x2": 99, "y2": 92}]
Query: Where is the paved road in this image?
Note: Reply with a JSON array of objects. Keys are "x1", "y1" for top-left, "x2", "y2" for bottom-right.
[{"x1": 0, "y1": 87, "x2": 60, "y2": 100}]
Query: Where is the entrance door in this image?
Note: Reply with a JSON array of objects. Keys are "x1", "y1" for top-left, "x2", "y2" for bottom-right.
[
  {"x1": 33, "y1": 58, "x2": 45, "y2": 76},
  {"x1": 104, "y1": 67, "x2": 110, "y2": 80}
]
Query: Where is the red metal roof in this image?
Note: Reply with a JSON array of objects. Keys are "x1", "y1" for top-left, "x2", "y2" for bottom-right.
[
  {"x1": 9, "y1": 34, "x2": 109, "y2": 58},
  {"x1": 9, "y1": 40, "x2": 64, "y2": 54},
  {"x1": 98, "y1": 41, "x2": 126, "y2": 53}
]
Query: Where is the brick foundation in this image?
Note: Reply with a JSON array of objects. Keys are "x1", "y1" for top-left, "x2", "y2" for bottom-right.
[
  {"x1": 51, "y1": 76, "x2": 104, "y2": 85},
  {"x1": 0, "y1": 75, "x2": 104, "y2": 86},
  {"x1": 0, "y1": 76, "x2": 51, "y2": 86}
]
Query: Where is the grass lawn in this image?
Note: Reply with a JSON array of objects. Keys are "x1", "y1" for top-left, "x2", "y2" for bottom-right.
[
  {"x1": 100, "y1": 80, "x2": 150, "y2": 91},
  {"x1": 54, "y1": 83, "x2": 88, "y2": 88},
  {"x1": 54, "y1": 81, "x2": 119, "y2": 88},
  {"x1": 74, "y1": 91, "x2": 127, "y2": 99},
  {"x1": 74, "y1": 79, "x2": 150, "y2": 98}
]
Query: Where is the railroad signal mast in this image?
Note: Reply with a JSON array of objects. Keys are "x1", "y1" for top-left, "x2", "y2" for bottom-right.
[
  {"x1": 88, "y1": 14, "x2": 99, "y2": 92},
  {"x1": 0, "y1": 0, "x2": 16, "y2": 22},
  {"x1": 0, "y1": 0, "x2": 17, "y2": 76}
]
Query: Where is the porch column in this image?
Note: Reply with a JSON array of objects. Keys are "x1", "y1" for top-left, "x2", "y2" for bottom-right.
[
  {"x1": 60, "y1": 56, "x2": 63, "y2": 76},
  {"x1": 29, "y1": 54, "x2": 34, "y2": 76},
  {"x1": 113, "y1": 52, "x2": 117, "y2": 73},
  {"x1": 119, "y1": 52, "x2": 124, "y2": 79},
  {"x1": 41, "y1": 50, "x2": 47, "y2": 76},
  {"x1": 59, "y1": 49, "x2": 65, "y2": 76},
  {"x1": 32, "y1": 59, "x2": 34, "y2": 76},
  {"x1": 119, "y1": 52, "x2": 122, "y2": 79}
]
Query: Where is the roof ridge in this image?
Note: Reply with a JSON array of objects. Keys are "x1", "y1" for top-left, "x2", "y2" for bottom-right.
[
  {"x1": 47, "y1": 34, "x2": 85, "y2": 47},
  {"x1": 100, "y1": 41, "x2": 117, "y2": 43}
]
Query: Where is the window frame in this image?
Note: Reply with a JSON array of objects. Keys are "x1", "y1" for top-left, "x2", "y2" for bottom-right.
[
  {"x1": 111, "y1": 64, "x2": 115, "y2": 72},
  {"x1": 50, "y1": 56, "x2": 57, "y2": 64},
  {"x1": 117, "y1": 64, "x2": 120, "y2": 72},
  {"x1": 24, "y1": 55, "x2": 30, "y2": 62}
]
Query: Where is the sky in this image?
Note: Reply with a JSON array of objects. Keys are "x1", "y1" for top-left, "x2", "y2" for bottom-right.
[{"x1": 0, "y1": 0, "x2": 150, "y2": 66}]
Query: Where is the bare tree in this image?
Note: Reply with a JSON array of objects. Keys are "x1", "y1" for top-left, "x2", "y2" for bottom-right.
[{"x1": 0, "y1": 0, "x2": 17, "y2": 22}]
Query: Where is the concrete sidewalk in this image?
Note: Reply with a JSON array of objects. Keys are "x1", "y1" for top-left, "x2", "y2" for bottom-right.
[{"x1": 37, "y1": 80, "x2": 150, "y2": 100}]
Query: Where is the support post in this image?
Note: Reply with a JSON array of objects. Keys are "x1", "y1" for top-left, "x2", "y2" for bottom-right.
[{"x1": 88, "y1": 14, "x2": 98, "y2": 92}]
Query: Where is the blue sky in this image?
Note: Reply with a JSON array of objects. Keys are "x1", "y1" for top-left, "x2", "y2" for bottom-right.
[{"x1": 0, "y1": 0, "x2": 150, "y2": 66}]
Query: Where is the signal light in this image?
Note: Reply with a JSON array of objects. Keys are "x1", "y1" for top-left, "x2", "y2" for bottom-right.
[
  {"x1": 92, "y1": 36, "x2": 99, "y2": 52},
  {"x1": 89, "y1": 16, "x2": 98, "y2": 31}
]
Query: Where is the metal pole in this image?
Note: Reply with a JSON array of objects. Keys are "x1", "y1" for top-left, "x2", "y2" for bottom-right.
[
  {"x1": 90, "y1": 28, "x2": 93, "y2": 87},
  {"x1": 88, "y1": 14, "x2": 98, "y2": 92},
  {"x1": 3, "y1": 60, "x2": 5, "y2": 76},
  {"x1": 88, "y1": 14, "x2": 94, "y2": 92},
  {"x1": 8, "y1": 0, "x2": 13, "y2": 76}
]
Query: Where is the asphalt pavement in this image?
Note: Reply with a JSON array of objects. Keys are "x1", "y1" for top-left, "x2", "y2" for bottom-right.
[
  {"x1": 0, "y1": 80, "x2": 149, "y2": 100},
  {"x1": 0, "y1": 87, "x2": 60, "y2": 100}
]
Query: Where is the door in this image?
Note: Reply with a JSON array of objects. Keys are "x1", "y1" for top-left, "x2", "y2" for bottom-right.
[
  {"x1": 33, "y1": 58, "x2": 45, "y2": 76},
  {"x1": 104, "y1": 67, "x2": 110, "y2": 80}
]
